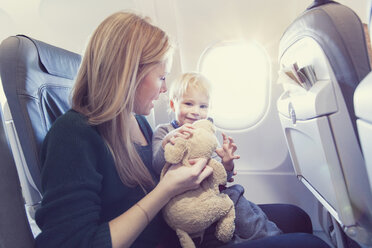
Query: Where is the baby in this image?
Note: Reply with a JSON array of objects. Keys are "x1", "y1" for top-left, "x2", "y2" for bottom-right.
[{"x1": 152, "y1": 72, "x2": 282, "y2": 245}]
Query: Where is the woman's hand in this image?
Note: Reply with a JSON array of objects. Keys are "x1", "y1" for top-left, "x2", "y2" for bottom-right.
[
  {"x1": 215, "y1": 133, "x2": 240, "y2": 172},
  {"x1": 110, "y1": 158, "x2": 211, "y2": 248},
  {"x1": 159, "y1": 158, "x2": 213, "y2": 197},
  {"x1": 162, "y1": 124, "x2": 194, "y2": 148}
]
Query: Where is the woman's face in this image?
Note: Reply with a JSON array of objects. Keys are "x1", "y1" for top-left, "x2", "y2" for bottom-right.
[{"x1": 134, "y1": 63, "x2": 169, "y2": 115}]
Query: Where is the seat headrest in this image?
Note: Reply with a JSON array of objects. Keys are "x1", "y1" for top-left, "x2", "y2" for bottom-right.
[
  {"x1": 279, "y1": 2, "x2": 371, "y2": 148},
  {"x1": 18, "y1": 35, "x2": 81, "y2": 80},
  {"x1": 306, "y1": 0, "x2": 337, "y2": 10},
  {"x1": 0, "y1": 35, "x2": 82, "y2": 193}
]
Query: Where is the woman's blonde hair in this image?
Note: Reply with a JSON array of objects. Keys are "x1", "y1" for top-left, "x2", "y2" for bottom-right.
[
  {"x1": 72, "y1": 11, "x2": 172, "y2": 190},
  {"x1": 168, "y1": 72, "x2": 212, "y2": 104}
]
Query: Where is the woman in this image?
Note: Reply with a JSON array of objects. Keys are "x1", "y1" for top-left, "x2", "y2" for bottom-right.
[{"x1": 35, "y1": 11, "x2": 212, "y2": 248}]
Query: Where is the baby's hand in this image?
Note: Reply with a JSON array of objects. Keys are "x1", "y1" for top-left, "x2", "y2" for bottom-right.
[
  {"x1": 215, "y1": 133, "x2": 240, "y2": 172},
  {"x1": 162, "y1": 123, "x2": 194, "y2": 148},
  {"x1": 227, "y1": 171, "x2": 237, "y2": 183}
]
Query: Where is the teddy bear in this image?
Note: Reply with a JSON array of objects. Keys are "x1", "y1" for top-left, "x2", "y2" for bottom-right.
[{"x1": 160, "y1": 119, "x2": 235, "y2": 248}]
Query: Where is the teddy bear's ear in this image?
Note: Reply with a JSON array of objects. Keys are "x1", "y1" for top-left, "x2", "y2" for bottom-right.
[
  {"x1": 209, "y1": 122, "x2": 216, "y2": 133},
  {"x1": 194, "y1": 119, "x2": 216, "y2": 133},
  {"x1": 164, "y1": 138, "x2": 188, "y2": 164}
]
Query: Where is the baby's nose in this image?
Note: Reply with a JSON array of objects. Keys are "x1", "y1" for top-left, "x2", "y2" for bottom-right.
[{"x1": 191, "y1": 106, "x2": 200, "y2": 115}]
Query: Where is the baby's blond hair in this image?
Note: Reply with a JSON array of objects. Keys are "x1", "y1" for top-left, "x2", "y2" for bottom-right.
[{"x1": 169, "y1": 72, "x2": 212, "y2": 103}]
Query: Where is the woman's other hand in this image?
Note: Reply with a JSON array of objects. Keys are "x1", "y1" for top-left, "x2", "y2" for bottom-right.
[{"x1": 159, "y1": 158, "x2": 212, "y2": 197}]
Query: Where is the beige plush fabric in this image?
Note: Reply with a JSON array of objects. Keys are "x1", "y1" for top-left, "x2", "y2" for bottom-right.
[{"x1": 160, "y1": 119, "x2": 235, "y2": 248}]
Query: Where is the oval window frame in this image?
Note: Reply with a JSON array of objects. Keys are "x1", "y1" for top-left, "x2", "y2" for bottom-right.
[{"x1": 197, "y1": 40, "x2": 271, "y2": 131}]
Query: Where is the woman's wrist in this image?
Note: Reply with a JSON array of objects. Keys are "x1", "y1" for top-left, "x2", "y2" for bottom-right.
[{"x1": 155, "y1": 179, "x2": 174, "y2": 202}]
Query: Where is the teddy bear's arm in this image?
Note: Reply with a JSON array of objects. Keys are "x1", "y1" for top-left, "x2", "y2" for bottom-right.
[
  {"x1": 207, "y1": 159, "x2": 228, "y2": 192},
  {"x1": 164, "y1": 138, "x2": 188, "y2": 164},
  {"x1": 176, "y1": 228, "x2": 197, "y2": 248}
]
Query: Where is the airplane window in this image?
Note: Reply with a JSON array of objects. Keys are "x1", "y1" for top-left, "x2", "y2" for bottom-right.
[{"x1": 198, "y1": 40, "x2": 270, "y2": 130}]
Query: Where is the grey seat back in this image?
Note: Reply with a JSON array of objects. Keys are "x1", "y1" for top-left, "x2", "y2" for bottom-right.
[
  {"x1": 354, "y1": 0, "x2": 372, "y2": 228},
  {"x1": 0, "y1": 35, "x2": 81, "y2": 220},
  {"x1": 276, "y1": 1, "x2": 372, "y2": 246}
]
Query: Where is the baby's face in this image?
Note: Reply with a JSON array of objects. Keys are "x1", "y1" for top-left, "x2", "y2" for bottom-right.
[{"x1": 172, "y1": 87, "x2": 210, "y2": 126}]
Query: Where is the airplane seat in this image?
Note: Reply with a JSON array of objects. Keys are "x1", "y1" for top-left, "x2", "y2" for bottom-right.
[
  {"x1": 354, "y1": 0, "x2": 372, "y2": 239},
  {"x1": 0, "y1": 105, "x2": 35, "y2": 248},
  {"x1": 276, "y1": 0, "x2": 372, "y2": 246},
  {"x1": 0, "y1": 35, "x2": 81, "y2": 229}
]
